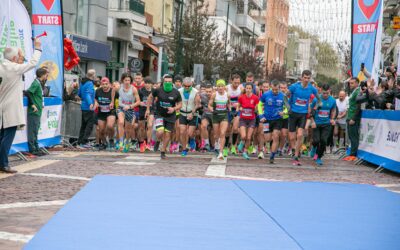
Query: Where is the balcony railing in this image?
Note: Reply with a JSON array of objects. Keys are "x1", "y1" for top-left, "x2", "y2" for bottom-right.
[
  {"x1": 236, "y1": 14, "x2": 262, "y2": 36},
  {"x1": 129, "y1": 0, "x2": 145, "y2": 15}
]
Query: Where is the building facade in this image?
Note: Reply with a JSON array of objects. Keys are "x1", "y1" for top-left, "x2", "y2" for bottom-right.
[
  {"x1": 264, "y1": 0, "x2": 289, "y2": 76},
  {"x1": 63, "y1": 0, "x2": 111, "y2": 77},
  {"x1": 205, "y1": 0, "x2": 264, "y2": 58},
  {"x1": 144, "y1": 0, "x2": 175, "y2": 34},
  {"x1": 285, "y1": 31, "x2": 318, "y2": 80}
]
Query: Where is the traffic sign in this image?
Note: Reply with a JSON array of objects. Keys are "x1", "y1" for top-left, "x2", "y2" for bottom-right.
[
  {"x1": 393, "y1": 16, "x2": 400, "y2": 30},
  {"x1": 106, "y1": 61, "x2": 124, "y2": 69}
]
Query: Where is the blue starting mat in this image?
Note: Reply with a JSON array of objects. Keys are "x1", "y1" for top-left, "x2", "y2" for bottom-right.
[{"x1": 24, "y1": 176, "x2": 400, "y2": 250}]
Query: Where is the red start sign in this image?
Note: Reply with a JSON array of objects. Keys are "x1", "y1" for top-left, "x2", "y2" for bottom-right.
[
  {"x1": 32, "y1": 15, "x2": 62, "y2": 25},
  {"x1": 353, "y1": 22, "x2": 378, "y2": 34}
]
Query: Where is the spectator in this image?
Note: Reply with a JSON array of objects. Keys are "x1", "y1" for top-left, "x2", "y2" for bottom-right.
[
  {"x1": 334, "y1": 90, "x2": 348, "y2": 149},
  {"x1": 25, "y1": 67, "x2": 49, "y2": 156},
  {"x1": 344, "y1": 77, "x2": 361, "y2": 161},
  {"x1": 0, "y1": 39, "x2": 42, "y2": 173},
  {"x1": 77, "y1": 69, "x2": 96, "y2": 148}
]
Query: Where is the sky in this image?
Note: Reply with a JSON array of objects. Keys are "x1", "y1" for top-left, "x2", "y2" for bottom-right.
[{"x1": 288, "y1": 0, "x2": 352, "y2": 45}]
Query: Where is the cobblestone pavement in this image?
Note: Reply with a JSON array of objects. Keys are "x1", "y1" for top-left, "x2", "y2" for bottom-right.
[{"x1": 0, "y1": 150, "x2": 399, "y2": 249}]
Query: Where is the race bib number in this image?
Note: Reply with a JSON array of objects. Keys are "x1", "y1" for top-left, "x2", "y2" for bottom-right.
[
  {"x1": 155, "y1": 118, "x2": 164, "y2": 127},
  {"x1": 121, "y1": 100, "x2": 132, "y2": 105},
  {"x1": 242, "y1": 108, "x2": 253, "y2": 117},
  {"x1": 216, "y1": 103, "x2": 227, "y2": 110},
  {"x1": 263, "y1": 123, "x2": 270, "y2": 132},
  {"x1": 100, "y1": 105, "x2": 110, "y2": 113},
  {"x1": 295, "y1": 98, "x2": 307, "y2": 107},
  {"x1": 318, "y1": 110, "x2": 329, "y2": 118}
]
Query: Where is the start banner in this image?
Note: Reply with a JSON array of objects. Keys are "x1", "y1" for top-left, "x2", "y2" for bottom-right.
[
  {"x1": 351, "y1": 0, "x2": 383, "y2": 84},
  {"x1": 358, "y1": 110, "x2": 400, "y2": 173},
  {"x1": 32, "y1": 0, "x2": 64, "y2": 98}
]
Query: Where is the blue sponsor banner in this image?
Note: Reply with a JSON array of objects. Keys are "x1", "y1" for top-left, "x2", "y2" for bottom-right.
[
  {"x1": 358, "y1": 110, "x2": 400, "y2": 173},
  {"x1": 32, "y1": 0, "x2": 64, "y2": 98},
  {"x1": 68, "y1": 34, "x2": 111, "y2": 62},
  {"x1": 351, "y1": 0, "x2": 382, "y2": 77}
]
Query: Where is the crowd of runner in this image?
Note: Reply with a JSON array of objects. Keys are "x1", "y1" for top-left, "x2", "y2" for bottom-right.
[{"x1": 75, "y1": 69, "x2": 346, "y2": 166}]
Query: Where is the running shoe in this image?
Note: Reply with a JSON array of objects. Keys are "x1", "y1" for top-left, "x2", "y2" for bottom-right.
[
  {"x1": 316, "y1": 158, "x2": 323, "y2": 165},
  {"x1": 230, "y1": 146, "x2": 237, "y2": 155},
  {"x1": 116, "y1": 141, "x2": 123, "y2": 151},
  {"x1": 189, "y1": 138, "x2": 196, "y2": 151},
  {"x1": 248, "y1": 145, "x2": 254, "y2": 155},
  {"x1": 270, "y1": 157, "x2": 275, "y2": 164},
  {"x1": 181, "y1": 149, "x2": 188, "y2": 157},
  {"x1": 258, "y1": 151, "x2": 264, "y2": 159},
  {"x1": 252, "y1": 146, "x2": 257, "y2": 155},
  {"x1": 277, "y1": 150, "x2": 282, "y2": 157},
  {"x1": 204, "y1": 144, "x2": 211, "y2": 152},
  {"x1": 223, "y1": 148, "x2": 229, "y2": 157},
  {"x1": 140, "y1": 142, "x2": 146, "y2": 153},
  {"x1": 93, "y1": 144, "x2": 100, "y2": 151},
  {"x1": 217, "y1": 152, "x2": 224, "y2": 160},
  {"x1": 292, "y1": 157, "x2": 302, "y2": 166},
  {"x1": 200, "y1": 140, "x2": 206, "y2": 150},
  {"x1": 242, "y1": 152, "x2": 250, "y2": 160},
  {"x1": 169, "y1": 143, "x2": 175, "y2": 154},
  {"x1": 154, "y1": 141, "x2": 160, "y2": 152},
  {"x1": 145, "y1": 141, "x2": 151, "y2": 151},
  {"x1": 123, "y1": 142, "x2": 131, "y2": 153},
  {"x1": 237, "y1": 141, "x2": 244, "y2": 152},
  {"x1": 309, "y1": 147, "x2": 317, "y2": 158},
  {"x1": 161, "y1": 151, "x2": 166, "y2": 159}
]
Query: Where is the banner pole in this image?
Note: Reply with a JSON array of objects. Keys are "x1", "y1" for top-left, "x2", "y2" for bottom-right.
[{"x1": 350, "y1": 0, "x2": 354, "y2": 76}]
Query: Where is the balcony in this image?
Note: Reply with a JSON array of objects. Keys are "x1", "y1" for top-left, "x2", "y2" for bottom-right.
[
  {"x1": 109, "y1": 0, "x2": 146, "y2": 25},
  {"x1": 236, "y1": 14, "x2": 262, "y2": 36},
  {"x1": 129, "y1": 0, "x2": 145, "y2": 15}
]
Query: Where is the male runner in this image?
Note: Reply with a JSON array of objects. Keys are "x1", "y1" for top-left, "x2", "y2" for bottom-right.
[
  {"x1": 179, "y1": 77, "x2": 201, "y2": 156},
  {"x1": 146, "y1": 74, "x2": 182, "y2": 159},
  {"x1": 259, "y1": 80, "x2": 287, "y2": 164},
  {"x1": 287, "y1": 70, "x2": 319, "y2": 166},
  {"x1": 138, "y1": 77, "x2": 154, "y2": 152},
  {"x1": 310, "y1": 84, "x2": 336, "y2": 165},
  {"x1": 199, "y1": 84, "x2": 214, "y2": 151}
]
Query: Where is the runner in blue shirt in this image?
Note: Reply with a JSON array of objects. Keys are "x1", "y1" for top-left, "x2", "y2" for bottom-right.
[
  {"x1": 259, "y1": 80, "x2": 289, "y2": 164},
  {"x1": 310, "y1": 84, "x2": 336, "y2": 166},
  {"x1": 286, "y1": 70, "x2": 320, "y2": 166}
]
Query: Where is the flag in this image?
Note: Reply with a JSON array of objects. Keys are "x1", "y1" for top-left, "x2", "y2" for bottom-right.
[
  {"x1": 351, "y1": 0, "x2": 383, "y2": 87},
  {"x1": 0, "y1": 0, "x2": 34, "y2": 89},
  {"x1": 32, "y1": 0, "x2": 64, "y2": 98}
]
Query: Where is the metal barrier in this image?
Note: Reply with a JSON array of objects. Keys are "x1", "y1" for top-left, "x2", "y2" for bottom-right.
[{"x1": 61, "y1": 101, "x2": 96, "y2": 146}]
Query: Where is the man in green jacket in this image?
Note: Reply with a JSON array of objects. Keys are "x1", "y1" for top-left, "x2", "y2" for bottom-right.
[
  {"x1": 345, "y1": 77, "x2": 361, "y2": 160},
  {"x1": 26, "y1": 67, "x2": 48, "y2": 156}
]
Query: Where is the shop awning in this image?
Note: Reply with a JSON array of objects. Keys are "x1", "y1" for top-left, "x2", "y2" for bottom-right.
[{"x1": 143, "y1": 42, "x2": 159, "y2": 55}]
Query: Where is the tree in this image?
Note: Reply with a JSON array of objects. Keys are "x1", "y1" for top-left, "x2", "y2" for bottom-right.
[{"x1": 166, "y1": 0, "x2": 225, "y2": 79}]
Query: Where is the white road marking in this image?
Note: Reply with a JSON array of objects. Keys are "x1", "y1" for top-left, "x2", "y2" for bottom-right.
[
  {"x1": 210, "y1": 156, "x2": 227, "y2": 164},
  {"x1": 19, "y1": 173, "x2": 90, "y2": 181},
  {"x1": 224, "y1": 175, "x2": 281, "y2": 181},
  {"x1": 0, "y1": 200, "x2": 68, "y2": 209},
  {"x1": 205, "y1": 165, "x2": 226, "y2": 177},
  {"x1": 0, "y1": 231, "x2": 33, "y2": 243},
  {"x1": 125, "y1": 156, "x2": 160, "y2": 161},
  {"x1": 114, "y1": 161, "x2": 156, "y2": 166},
  {"x1": 58, "y1": 152, "x2": 83, "y2": 158},
  {"x1": 0, "y1": 160, "x2": 60, "y2": 179}
]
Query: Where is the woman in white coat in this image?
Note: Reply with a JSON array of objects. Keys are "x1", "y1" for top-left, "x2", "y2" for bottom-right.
[{"x1": 0, "y1": 38, "x2": 42, "y2": 173}]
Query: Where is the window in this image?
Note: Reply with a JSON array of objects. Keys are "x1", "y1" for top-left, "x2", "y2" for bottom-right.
[{"x1": 76, "y1": 0, "x2": 89, "y2": 36}]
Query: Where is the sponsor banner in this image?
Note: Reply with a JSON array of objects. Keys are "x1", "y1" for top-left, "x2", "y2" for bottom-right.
[
  {"x1": 0, "y1": 0, "x2": 34, "y2": 89},
  {"x1": 351, "y1": 0, "x2": 383, "y2": 83},
  {"x1": 358, "y1": 110, "x2": 400, "y2": 173},
  {"x1": 10, "y1": 97, "x2": 62, "y2": 155},
  {"x1": 32, "y1": 0, "x2": 64, "y2": 98}
]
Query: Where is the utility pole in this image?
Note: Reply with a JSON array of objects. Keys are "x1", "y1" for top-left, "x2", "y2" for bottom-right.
[
  {"x1": 224, "y1": 1, "x2": 230, "y2": 62},
  {"x1": 175, "y1": 0, "x2": 184, "y2": 75}
]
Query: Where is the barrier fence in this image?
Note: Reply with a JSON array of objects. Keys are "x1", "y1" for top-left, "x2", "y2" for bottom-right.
[{"x1": 358, "y1": 110, "x2": 400, "y2": 173}]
